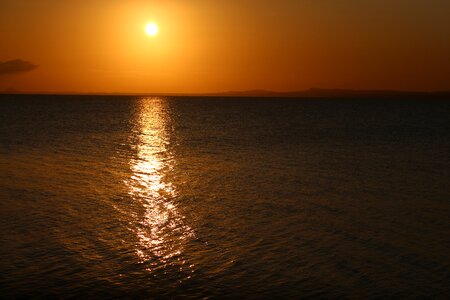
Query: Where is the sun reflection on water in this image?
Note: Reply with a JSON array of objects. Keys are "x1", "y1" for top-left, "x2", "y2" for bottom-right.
[{"x1": 124, "y1": 97, "x2": 194, "y2": 273}]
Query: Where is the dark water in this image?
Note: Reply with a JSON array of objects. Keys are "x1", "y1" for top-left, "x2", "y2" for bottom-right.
[{"x1": 1, "y1": 95, "x2": 450, "y2": 298}]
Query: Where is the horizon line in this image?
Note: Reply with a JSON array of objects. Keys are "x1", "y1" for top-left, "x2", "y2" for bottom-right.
[{"x1": 1, "y1": 88, "x2": 450, "y2": 98}]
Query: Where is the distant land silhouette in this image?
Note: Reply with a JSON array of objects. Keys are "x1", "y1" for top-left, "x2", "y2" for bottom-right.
[
  {"x1": 1, "y1": 88, "x2": 450, "y2": 98},
  {"x1": 210, "y1": 88, "x2": 450, "y2": 98}
]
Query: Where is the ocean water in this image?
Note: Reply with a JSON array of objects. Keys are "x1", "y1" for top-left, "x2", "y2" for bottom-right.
[{"x1": 1, "y1": 95, "x2": 449, "y2": 298}]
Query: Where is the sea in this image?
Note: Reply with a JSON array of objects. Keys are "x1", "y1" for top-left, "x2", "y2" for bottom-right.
[{"x1": 1, "y1": 95, "x2": 449, "y2": 298}]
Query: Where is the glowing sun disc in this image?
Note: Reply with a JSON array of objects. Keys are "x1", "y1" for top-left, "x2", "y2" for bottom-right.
[{"x1": 145, "y1": 23, "x2": 158, "y2": 36}]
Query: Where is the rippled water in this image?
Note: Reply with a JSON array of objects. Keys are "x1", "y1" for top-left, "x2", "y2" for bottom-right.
[{"x1": 1, "y1": 95, "x2": 450, "y2": 298}]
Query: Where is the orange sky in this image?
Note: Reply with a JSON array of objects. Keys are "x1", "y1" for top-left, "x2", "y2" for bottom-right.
[{"x1": 1, "y1": 0, "x2": 449, "y2": 93}]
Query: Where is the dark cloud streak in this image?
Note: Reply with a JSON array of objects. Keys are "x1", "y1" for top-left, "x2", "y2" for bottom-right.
[{"x1": 0, "y1": 59, "x2": 37, "y2": 75}]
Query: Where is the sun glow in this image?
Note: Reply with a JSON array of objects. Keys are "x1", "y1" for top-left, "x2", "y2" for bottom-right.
[{"x1": 145, "y1": 23, "x2": 158, "y2": 36}]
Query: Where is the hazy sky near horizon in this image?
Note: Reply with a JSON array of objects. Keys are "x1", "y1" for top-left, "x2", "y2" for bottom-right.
[{"x1": 1, "y1": 0, "x2": 449, "y2": 93}]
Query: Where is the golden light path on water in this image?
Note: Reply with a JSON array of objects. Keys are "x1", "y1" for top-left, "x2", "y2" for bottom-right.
[{"x1": 124, "y1": 98, "x2": 195, "y2": 274}]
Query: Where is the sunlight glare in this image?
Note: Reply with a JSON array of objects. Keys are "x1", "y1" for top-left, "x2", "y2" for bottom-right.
[{"x1": 145, "y1": 23, "x2": 158, "y2": 36}]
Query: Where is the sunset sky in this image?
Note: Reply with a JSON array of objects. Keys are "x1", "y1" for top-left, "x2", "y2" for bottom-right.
[{"x1": 1, "y1": 0, "x2": 449, "y2": 93}]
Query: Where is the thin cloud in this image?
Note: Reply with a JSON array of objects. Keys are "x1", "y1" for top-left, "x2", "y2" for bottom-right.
[{"x1": 0, "y1": 59, "x2": 37, "y2": 75}]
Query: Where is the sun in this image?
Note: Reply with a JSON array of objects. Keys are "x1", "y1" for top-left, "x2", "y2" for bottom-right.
[{"x1": 145, "y1": 23, "x2": 158, "y2": 36}]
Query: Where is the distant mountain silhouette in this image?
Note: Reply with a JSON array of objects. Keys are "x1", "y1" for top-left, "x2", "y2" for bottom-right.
[
  {"x1": 1, "y1": 87, "x2": 20, "y2": 94},
  {"x1": 210, "y1": 88, "x2": 450, "y2": 98}
]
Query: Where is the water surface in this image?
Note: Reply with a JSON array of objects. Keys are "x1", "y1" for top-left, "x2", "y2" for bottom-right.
[{"x1": 1, "y1": 95, "x2": 450, "y2": 298}]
